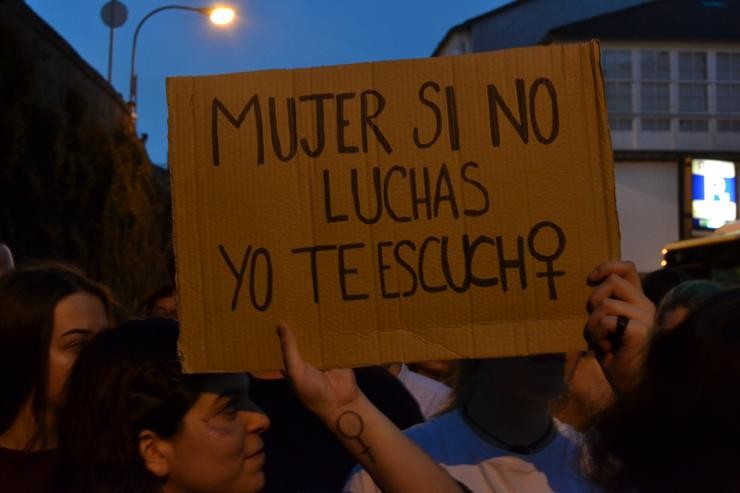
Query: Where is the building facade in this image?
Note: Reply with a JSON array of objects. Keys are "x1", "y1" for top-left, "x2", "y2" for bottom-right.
[{"x1": 434, "y1": 0, "x2": 740, "y2": 271}]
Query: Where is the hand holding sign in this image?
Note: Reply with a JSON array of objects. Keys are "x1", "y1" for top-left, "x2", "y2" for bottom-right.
[
  {"x1": 277, "y1": 322, "x2": 360, "y2": 418},
  {"x1": 584, "y1": 260, "x2": 656, "y2": 393}
]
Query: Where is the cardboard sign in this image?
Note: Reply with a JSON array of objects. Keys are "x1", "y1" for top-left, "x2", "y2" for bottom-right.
[{"x1": 167, "y1": 41, "x2": 619, "y2": 372}]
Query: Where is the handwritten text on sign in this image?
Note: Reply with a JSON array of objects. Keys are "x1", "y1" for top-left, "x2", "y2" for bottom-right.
[{"x1": 214, "y1": 78, "x2": 564, "y2": 311}]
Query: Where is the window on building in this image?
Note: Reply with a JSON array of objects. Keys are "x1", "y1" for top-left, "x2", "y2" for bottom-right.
[
  {"x1": 717, "y1": 53, "x2": 740, "y2": 133},
  {"x1": 642, "y1": 118, "x2": 670, "y2": 131},
  {"x1": 449, "y1": 37, "x2": 470, "y2": 55},
  {"x1": 602, "y1": 48, "x2": 740, "y2": 137},
  {"x1": 718, "y1": 120, "x2": 740, "y2": 132},
  {"x1": 603, "y1": 50, "x2": 632, "y2": 130},
  {"x1": 679, "y1": 119, "x2": 709, "y2": 132},
  {"x1": 640, "y1": 51, "x2": 670, "y2": 131},
  {"x1": 678, "y1": 52, "x2": 708, "y2": 132}
]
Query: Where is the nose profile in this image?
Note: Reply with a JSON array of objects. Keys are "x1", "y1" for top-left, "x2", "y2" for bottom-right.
[{"x1": 242, "y1": 410, "x2": 270, "y2": 433}]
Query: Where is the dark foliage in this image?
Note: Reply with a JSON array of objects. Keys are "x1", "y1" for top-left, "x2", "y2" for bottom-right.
[{"x1": 0, "y1": 15, "x2": 171, "y2": 311}]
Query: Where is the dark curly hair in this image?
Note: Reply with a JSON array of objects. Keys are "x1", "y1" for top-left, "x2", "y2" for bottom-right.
[
  {"x1": 584, "y1": 287, "x2": 740, "y2": 493},
  {"x1": 56, "y1": 318, "x2": 199, "y2": 493}
]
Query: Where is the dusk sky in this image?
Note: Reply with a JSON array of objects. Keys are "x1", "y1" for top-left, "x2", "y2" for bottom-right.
[{"x1": 25, "y1": 1, "x2": 508, "y2": 166}]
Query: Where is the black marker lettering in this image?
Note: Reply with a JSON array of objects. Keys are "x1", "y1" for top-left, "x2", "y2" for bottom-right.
[
  {"x1": 418, "y1": 237, "x2": 446, "y2": 293},
  {"x1": 464, "y1": 235, "x2": 499, "y2": 287},
  {"x1": 248, "y1": 248, "x2": 273, "y2": 311},
  {"x1": 461, "y1": 161, "x2": 490, "y2": 217},
  {"x1": 487, "y1": 79, "x2": 528, "y2": 147},
  {"x1": 413, "y1": 81, "x2": 442, "y2": 149},
  {"x1": 527, "y1": 221, "x2": 566, "y2": 300},
  {"x1": 377, "y1": 241, "x2": 400, "y2": 299},
  {"x1": 338, "y1": 243, "x2": 369, "y2": 301},
  {"x1": 299, "y1": 93, "x2": 333, "y2": 157},
  {"x1": 218, "y1": 244, "x2": 251, "y2": 311},
  {"x1": 529, "y1": 78, "x2": 559, "y2": 145},
  {"x1": 351, "y1": 167, "x2": 383, "y2": 224},
  {"x1": 496, "y1": 235, "x2": 527, "y2": 292},
  {"x1": 441, "y1": 236, "x2": 470, "y2": 293},
  {"x1": 433, "y1": 163, "x2": 460, "y2": 219},
  {"x1": 409, "y1": 167, "x2": 432, "y2": 220},
  {"x1": 445, "y1": 85, "x2": 460, "y2": 151},
  {"x1": 268, "y1": 97, "x2": 298, "y2": 162},
  {"x1": 323, "y1": 169, "x2": 349, "y2": 223},
  {"x1": 394, "y1": 240, "x2": 418, "y2": 297},
  {"x1": 212, "y1": 96, "x2": 264, "y2": 166},
  {"x1": 336, "y1": 92, "x2": 358, "y2": 154},
  {"x1": 361, "y1": 90, "x2": 392, "y2": 154},
  {"x1": 291, "y1": 245, "x2": 338, "y2": 303},
  {"x1": 383, "y1": 166, "x2": 411, "y2": 222}
]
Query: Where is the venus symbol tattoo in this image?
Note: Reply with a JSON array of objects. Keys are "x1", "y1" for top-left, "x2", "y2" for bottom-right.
[{"x1": 335, "y1": 410, "x2": 376, "y2": 464}]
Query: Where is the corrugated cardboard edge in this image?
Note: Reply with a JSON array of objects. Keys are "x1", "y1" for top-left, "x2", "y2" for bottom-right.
[
  {"x1": 588, "y1": 39, "x2": 621, "y2": 258},
  {"x1": 167, "y1": 76, "x2": 206, "y2": 374}
]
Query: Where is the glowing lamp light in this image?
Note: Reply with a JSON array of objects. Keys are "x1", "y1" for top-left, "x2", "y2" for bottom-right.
[
  {"x1": 128, "y1": 3, "x2": 238, "y2": 129},
  {"x1": 209, "y1": 6, "x2": 235, "y2": 25}
]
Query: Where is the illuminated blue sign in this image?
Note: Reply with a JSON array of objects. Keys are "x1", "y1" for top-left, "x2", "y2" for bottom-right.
[{"x1": 692, "y1": 159, "x2": 737, "y2": 230}]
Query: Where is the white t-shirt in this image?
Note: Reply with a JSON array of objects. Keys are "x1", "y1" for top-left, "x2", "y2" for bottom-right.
[
  {"x1": 397, "y1": 364, "x2": 452, "y2": 420},
  {"x1": 343, "y1": 409, "x2": 598, "y2": 493}
]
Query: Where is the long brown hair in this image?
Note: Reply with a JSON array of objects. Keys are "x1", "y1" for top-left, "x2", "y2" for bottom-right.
[{"x1": 0, "y1": 262, "x2": 112, "y2": 449}]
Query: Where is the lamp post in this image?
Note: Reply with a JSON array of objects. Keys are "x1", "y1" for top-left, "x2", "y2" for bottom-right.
[{"x1": 128, "y1": 4, "x2": 235, "y2": 126}]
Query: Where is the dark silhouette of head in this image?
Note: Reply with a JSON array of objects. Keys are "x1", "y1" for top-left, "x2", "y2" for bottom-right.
[
  {"x1": 57, "y1": 318, "x2": 194, "y2": 492},
  {"x1": 586, "y1": 287, "x2": 740, "y2": 492},
  {"x1": 641, "y1": 267, "x2": 691, "y2": 306}
]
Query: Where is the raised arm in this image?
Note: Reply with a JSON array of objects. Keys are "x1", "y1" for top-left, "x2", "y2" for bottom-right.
[{"x1": 277, "y1": 323, "x2": 464, "y2": 493}]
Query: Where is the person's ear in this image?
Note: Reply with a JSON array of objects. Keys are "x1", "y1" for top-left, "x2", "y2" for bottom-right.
[{"x1": 139, "y1": 430, "x2": 171, "y2": 478}]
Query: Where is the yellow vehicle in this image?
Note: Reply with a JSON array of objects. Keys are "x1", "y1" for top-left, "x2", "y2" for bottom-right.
[{"x1": 662, "y1": 228, "x2": 740, "y2": 284}]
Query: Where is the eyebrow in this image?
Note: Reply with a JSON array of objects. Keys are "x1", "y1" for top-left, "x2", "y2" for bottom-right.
[
  {"x1": 208, "y1": 392, "x2": 239, "y2": 413},
  {"x1": 61, "y1": 328, "x2": 95, "y2": 338}
]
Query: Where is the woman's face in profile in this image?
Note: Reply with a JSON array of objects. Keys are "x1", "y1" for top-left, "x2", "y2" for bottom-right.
[
  {"x1": 161, "y1": 380, "x2": 270, "y2": 493},
  {"x1": 48, "y1": 291, "x2": 109, "y2": 410}
]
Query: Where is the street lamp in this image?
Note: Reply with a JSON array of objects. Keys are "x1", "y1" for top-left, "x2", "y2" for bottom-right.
[{"x1": 128, "y1": 4, "x2": 236, "y2": 125}]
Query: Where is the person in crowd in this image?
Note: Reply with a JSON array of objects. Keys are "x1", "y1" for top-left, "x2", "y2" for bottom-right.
[
  {"x1": 640, "y1": 267, "x2": 691, "y2": 307},
  {"x1": 563, "y1": 261, "x2": 706, "y2": 433},
  {"x1": 556, "y1": 270, "x2": 721, "y2": 431},
  {"x1": 408, "y1": 359, "x2": 459, "y2": 387},
  {"x1": 57, "y1": 318, "x2": 270, "y2": 493},
  {"x1": 0, "y1": 242, "x2": 15, "y2": 275},
  {"x1": 386, "y1": 362, "x2": 452, "y2": 420},
  {"x1": 654, "y1": 279, "x2": 721, "y2": 332},
  {"x1": 552, "y1": 351, "x2": 614, "y2": 432},
  {"x1": 250, "y1": 363, "x2": 423, "y2": 492},
  {"x1": 583, "y1": 261, "x2": 740, "y2": 492},
  {"x1": 346, "y1": 349, "x2": 598, "y2": 492},
  {"x1": 138, "y1": 284, "x2": 178, "y2": 319},
  {"x1": 57, "y1": 318, "x2": 465, "y2": 493},
  {"x1": 0, "y1": 263, "x2": 112, "y2": 492}
]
